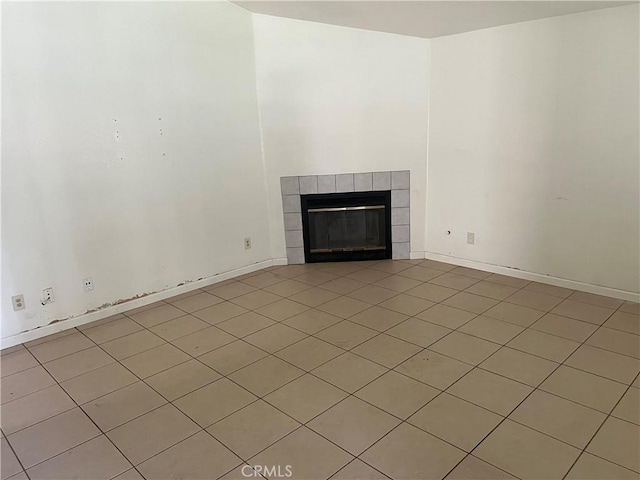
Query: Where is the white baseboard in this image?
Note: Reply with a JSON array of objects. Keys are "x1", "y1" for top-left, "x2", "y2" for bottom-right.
[
  {"x1": 0, "y1": 259, "x2": 276, "y2": 350},
  {"x1": 5, "y1": 254, "x2": 638, "y2": 349},
  {"x1": 424, "y1": 252, "x2": 640, "y2": 303}
]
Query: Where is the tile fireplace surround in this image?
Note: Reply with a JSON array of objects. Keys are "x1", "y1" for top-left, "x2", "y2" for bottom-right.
[{"x1": 280, "y1": 171, "x2": 410, "y2": 264}]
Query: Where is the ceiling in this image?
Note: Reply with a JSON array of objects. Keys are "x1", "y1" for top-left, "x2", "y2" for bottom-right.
[{"x1": 233, "y1": 1, "x2": 636, "y2": 38}]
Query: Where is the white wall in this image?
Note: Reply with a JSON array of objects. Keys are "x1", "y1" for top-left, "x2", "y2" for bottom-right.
[
  {"x1": 1, "y1": 2, "x2": 270, "y2": 340},
  {"x1": 427, "y1": 5, "x2": 640, "y2": 293},
  {"x1": 252, "y1": 14, "x2": 430, "y2": 259}
]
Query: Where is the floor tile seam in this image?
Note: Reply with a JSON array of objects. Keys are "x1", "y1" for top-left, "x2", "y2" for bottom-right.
[
  {"x1": 82, "y1": 324, "x2": 148, "y2": 347},
  {"x1": 98, "y1": 339, "x2": 170, "y2": 364},
  {"x1": 476, "y1": 318, "x2": 640, "y2": 412},
  {"x1": 444, "y1": 452, "x2": 524, "y2": 480},
  {"x1": 456, "y1": 355, "x2": 568, "y2": 479},
  {"x1": 439, "y1": 363, "x2": 553, "y2": 413},
  {"x1": 344, "y1": 289, "x2": 405, "y2": 307},
  {"x1": 382, "y1": 325, "x2": 455, "y2": 350},
  {"x1": 3, "y1": 335, "x2": 127, "y2": 436},
  {"x1": 205, "y1": 312, "x2": 286, "y2": 344},
  {"x1": 571, "y1": 339, "x2": 640, "y2": 361},
  {"x1": 354, "y1": 419, "x2": 469, "y2": 477},
  {"x1": 7, "y1": 266, "x2": 628, "y2": 476},
  {"x1": 529, "y1": 309, "x2": 627, "y2": 330},
  {"x1": 25, "y1": 331, "x2": 99, "y2": 365},
  {"x1": 465, "y1": 320, "x2": 630, "y2": 479},
  {"x1": 302, "y1": 360, "x2": 392, "y2": 406},
  {"x1": 138, "y1": 340, "x2": 274, "y2": 403},
  {"x1": 125, "y1": 311, "x2": 201, "y2": 331},
  {"x1": 447, "y1": 268, "x2": 494, "y2": 281},
  {"x1": 523, "y1": 317, "x2": 640, "y2": 403},
  {"x1": 347, "y1": 313, "x2": 409, "y2": 335},
  {"x1": 0, "y1": 364, "x2": 60, "y2": 404},
  {"x1": 238, "y1": 276, "x2": 292, "y2": 290},
  {"x1": 358, "y1": 301, "x2": 435, "y2": 322},
  {"x1": 565, "y1": 295, "x2": 629, "y2": 312},
  {"x1": 311, "y1": 323, "x2": 465, "y2": 373},
  {"x1": 205, "y1": 417, "x2": 308, "y2": 467},
  {"x1": 2, "y1": 428, "x2": 30, "y2": 478},
  {"x1": 240, "y1": 424, "x2": 356, "y2": 479},
  {"x1": 310, "y1": 323, "x2": 387, "y2": 355},
  {"x1": 148, "y1": 319, "x2": 215, "y2": 344},
  {"x1": 2, "y1": 400, "x2": 79, "y2": 439},
  {"x1": 335, "y1": 457, "x2": 392, "y2": 480},
  {"x1": 501, "y1": 298, "x2": 560, "y2": 313},
  {"x1": 572, "y1": 370, "x2": 640, "y2": 476},
  {"x1": 565, "y1": 316, "x2": 640, "y2": 368},
  {"x1": 227, "y1": 293, "x2": 287, "y2": 311},
  {"x1": 8, "y1": 335, "x2": 142, "y2": 477},
  {"x1": 599, "y1": 322, "x2": 640, "y2": 337},
  {"x1": 404, "y1": 385, "x2": 506, "y2": 432},
  {"x1": 8, "y1": 307, "x2": 624, "y2": 434},
  {"x1": 260, "y1": 332, "x2": 344, "y2": 363},
  {"x1": 496, "y1": 313, "x2": 637, "y2": 379},
  {"x1": 288, "y1": 267, "x2": 626, "y2": 323},
  {"x1": 521, "y1": 288, "x2": 573, "y2": 300},
  {"x1": 164, "y1": 292, "x2": 228, "y2": 316},
  {"x1": 18, "y1": 328, "x2": 80, "y2": 351},
  {"x1": 116, "y1": 427, "x2": 211, "y2": 470},
  {"x1": 409, "y1": 307, "x2": 480, "y2": 330},
  {"x1": 173, "y1": 393, "x2": 265, "y2": 433},
  {"x1": 169, "y1": 331, "x2": 240, "y2": 357},
  {"x1": 414, "y1": 339, "x2": 542, "y2": 380},
  {"x1": 525, "y1": 325, "x2": 599, "y2": 344},
  {"x1": 142, "y1": 367, "x2": 223, "y2": 405},
  {"x1": 110, "y1": 346, "x2": 194, "y2": 382},
  {"x1": 458, "y1": 283, "x2": 529, "y2": 303},
  {"x1": 185, "y1": 325, "x2": 287, "y2": 375},
  {"x1": 195, "y1": 307, "x2": 261, "y2": 327},
  {"x1": 504, "y1": 413, "x2": 607, "y2": 452},
  {"x1": 261, "y1": 284, "x2": 317, "y2": 299},
  {"x1": 426, "y1": 278, "x2": 483, "y2": 291},
  {"x1": 561, "y1": 450, "x2": 640, "y2": 480},
  {"x1": 13, "y1": 429, "x2": 104, "y2": 473},
  {"x1": 1, "y1": 362, "x2": 45, "y2": 381},
  {"x1": 241, "y1": 372, "x2": 415, "y2": 453},
  {"x1": 298, "y1": 378, "x2": 411, "y2": 427}
]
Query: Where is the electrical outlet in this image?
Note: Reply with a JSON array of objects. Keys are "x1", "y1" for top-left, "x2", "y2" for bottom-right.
[
  {"x1": 244, "y1": 237, "x2": 251, "y2": 250},
  {"x1": 12, "y1": 295, "x2": 25, "y2": 311},
  {"x1": 83, "y1": 277, "x2": 94, "y2": 292},
  {"x1": 467, "y1": 232, "x2": 475, "y2": 245},
  {"x1": 42, "y1": 288, "x2": 54, "y2": 305}
]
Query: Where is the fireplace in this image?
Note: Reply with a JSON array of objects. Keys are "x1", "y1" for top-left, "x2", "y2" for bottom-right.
[
  {"x1": 280, "y1": 171, "x2": 410, "y2": 264},
  {"x1": 301, "y1": 191, "x2": 392, "y2": 262}
]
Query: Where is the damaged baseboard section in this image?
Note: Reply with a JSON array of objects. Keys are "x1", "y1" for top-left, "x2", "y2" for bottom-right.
[{"x1": 1, "y1": 259, "x2": 275, "y2": 350}]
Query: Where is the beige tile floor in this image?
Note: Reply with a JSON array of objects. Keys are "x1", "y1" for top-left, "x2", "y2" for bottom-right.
[{"x1": 1, "y1": 260, "x2": 639, "y2": 480}]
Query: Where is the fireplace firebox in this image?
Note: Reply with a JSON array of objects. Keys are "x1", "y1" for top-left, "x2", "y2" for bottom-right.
[{"x1": 301, "y1": 191, "x2": 392, "y2": 263}]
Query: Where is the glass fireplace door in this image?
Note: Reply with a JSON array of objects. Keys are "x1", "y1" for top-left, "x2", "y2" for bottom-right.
[{"x1": 307, "y1": 206, "x2": 386, "y2": 253}]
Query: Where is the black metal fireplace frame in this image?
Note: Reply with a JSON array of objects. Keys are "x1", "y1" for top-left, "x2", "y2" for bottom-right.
[{"x1": 300, "y1": 191, "x2": 392, "y2": 263}]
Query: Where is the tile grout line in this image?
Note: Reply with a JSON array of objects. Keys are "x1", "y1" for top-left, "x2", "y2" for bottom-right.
[
  {"x1": 2, "y1": 261, "x2": 637, "y2": 480},
  {"x1": 4, "y1": 327, "x2": 145, "y2": 480},
  {"x1": 447, "y1": 301, "x2": 631, "y2": 479},
  {"x1": 118, "y1": 277, "x2": 638, "y2": 478},
  {"x1": 5, "y1": 268, "x2": 634, "y2": 427}
]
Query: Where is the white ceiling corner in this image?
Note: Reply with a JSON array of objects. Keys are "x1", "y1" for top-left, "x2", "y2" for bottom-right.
[{"x1": 232, "y1": 0, "x2": 637, "y2": 38}]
